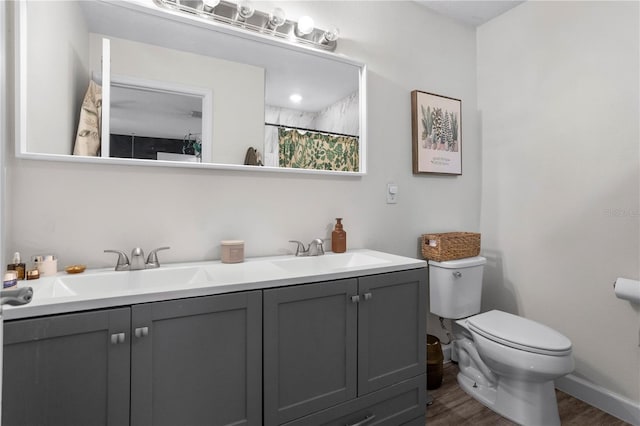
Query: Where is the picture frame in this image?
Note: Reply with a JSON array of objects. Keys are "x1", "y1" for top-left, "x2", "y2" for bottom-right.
[{"x1": 411, "y1": 90, "x2": 462, "y2": 175}]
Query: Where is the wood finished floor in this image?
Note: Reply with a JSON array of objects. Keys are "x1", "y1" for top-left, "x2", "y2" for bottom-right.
[{"x1": 425, "y1": 362, "x2": 630, "y2": 426}]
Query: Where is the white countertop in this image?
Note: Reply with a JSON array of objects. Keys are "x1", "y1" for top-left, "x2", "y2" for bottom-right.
[{"x1": 4, "y1": 250, "x2": 427, "y2": 320}]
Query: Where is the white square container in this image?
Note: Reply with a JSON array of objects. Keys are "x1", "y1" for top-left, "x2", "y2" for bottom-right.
[{"x1": 221, "y1": 240, "x2": 244, "y2": 263}]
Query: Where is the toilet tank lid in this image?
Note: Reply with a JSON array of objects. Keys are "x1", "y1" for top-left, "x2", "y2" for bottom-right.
[
  {"x1": 467, "y1": 310, "x2": 572, "y2": 355},
  {"x1": 428, "y1": 256, "x2": 486, "y2": 269}
]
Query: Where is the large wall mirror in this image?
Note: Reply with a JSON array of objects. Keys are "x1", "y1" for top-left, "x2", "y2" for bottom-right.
[{"x1": 15, "y1": 0, "x2": 367, "y2": 175}]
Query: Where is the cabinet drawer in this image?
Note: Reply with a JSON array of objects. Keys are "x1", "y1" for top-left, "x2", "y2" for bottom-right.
[{"x1": 282, "y1": 375, "x2": 426, "y2": 426}]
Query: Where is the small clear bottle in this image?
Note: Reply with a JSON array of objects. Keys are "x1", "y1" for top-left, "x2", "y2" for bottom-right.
[{"x1": 7, "y1": 252, "x2": 26, "y2": 280}]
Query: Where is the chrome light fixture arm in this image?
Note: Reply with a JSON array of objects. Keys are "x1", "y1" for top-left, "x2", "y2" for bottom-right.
[{"x1": 154, "y1": 0, "x2": 339, "y2": 52}]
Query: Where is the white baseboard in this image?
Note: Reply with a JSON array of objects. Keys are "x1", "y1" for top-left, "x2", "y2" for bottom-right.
[{"x1": 555, "y1": 374, "x2": 640, "y2": 425}]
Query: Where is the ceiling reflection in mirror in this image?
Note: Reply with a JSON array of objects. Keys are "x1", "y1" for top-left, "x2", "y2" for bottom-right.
[{"x1": 17, "y1": 0, "x2": 365, "y2": 174}]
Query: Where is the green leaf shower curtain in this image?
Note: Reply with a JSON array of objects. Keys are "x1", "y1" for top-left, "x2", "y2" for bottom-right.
[{"x1": 278, "y1": 128, "x2": 359, "y2": 172}]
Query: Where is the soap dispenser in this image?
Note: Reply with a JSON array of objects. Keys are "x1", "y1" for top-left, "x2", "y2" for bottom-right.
[{"x1": 331, "y1": 218, "x2": 347, "y2": 253}]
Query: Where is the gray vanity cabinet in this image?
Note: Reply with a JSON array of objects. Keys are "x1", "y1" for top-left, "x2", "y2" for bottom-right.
[
  {"x1": 3, "y1": 266, "x2": 424, "y2": 426},
  {"x1": 130, "y1": 290, "x2": 262, "y2": 426},
  {"x1": 263, "y1": 269, "x2": 427, "y2": 426},
  {"x1": 3, "y1": 291, "x2": 262, "y2": 426},
  {"x1": 2, "y1": 308, "x2": 131, "y2": 426}
]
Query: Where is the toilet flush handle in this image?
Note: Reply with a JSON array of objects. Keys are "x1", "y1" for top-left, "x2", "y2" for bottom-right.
[{"x1": 453, "y1": 271, "x2": 462, "y2": 278}]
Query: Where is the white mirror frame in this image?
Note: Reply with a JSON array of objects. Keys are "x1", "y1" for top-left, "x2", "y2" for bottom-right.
[{"x1": 14, "y1": 0, "x2": 367, "y2": 176}]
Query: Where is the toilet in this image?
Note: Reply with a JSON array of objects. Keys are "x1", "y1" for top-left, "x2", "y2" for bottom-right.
[{"x1": 429, "y1": 256, "x2": 574, "y2": 426}]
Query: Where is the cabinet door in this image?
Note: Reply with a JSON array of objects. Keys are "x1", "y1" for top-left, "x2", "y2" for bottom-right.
[
  {"x1": 358, "y1": 269, "x2": 427, "y2": 395},
  {"x1": 3, "y1": 308, "x2": 131, "y2": 426},
  {"x1": 263, "y1": 279, "x2": 359, "y2": 426},
  {"x1": 130, "y1": 291, "x2": 262, "y2": 426}
]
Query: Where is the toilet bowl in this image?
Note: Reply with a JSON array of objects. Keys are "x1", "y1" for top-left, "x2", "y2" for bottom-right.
[
  {"x1": 455, "y1": 310, "x2": 574, "y2": 426},
  {"x1": 428, "y1": 256, "x2": 574, "y2": 426}
]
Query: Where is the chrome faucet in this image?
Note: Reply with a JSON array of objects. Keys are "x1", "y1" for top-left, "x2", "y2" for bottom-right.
[
  {"x1": 308, "y1": 239, "x2": 325, "y2": 256},
  {"x1": 104, "y1": 246, "x2": 171, "y2": 271},
  {"x1": 130, "y1": 247, "x2": 146, "y2": 270},
  {"x1": 289, "y1": 239, "x2": 325, "y2": 257}
]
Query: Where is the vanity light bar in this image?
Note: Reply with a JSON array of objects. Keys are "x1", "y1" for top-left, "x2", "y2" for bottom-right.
[{"x1": 154, "y1": 0, "x2": 338, "y2": 52}]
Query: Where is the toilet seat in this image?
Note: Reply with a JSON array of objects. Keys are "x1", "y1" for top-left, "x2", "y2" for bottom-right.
[{"x1": 466, "y1": 310, "x2": 572, "y2": 356}]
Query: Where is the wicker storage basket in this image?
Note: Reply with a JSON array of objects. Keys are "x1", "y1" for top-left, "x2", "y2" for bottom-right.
[{"x1": 421, "y1": 232, "x2": 480, "y2": 262}]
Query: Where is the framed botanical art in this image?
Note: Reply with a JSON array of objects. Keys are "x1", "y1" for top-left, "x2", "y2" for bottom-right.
[{"x1": 411, "y1": 90, "x2": 462, "y2": 175}]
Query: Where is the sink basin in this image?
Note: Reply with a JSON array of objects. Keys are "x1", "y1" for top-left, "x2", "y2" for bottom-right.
[
  {"x1": 33, "y1": 280, "x2": 78, "y2": 298},
  {"x1": 270, "y1": 252, "x2": 392, "y2": 275},
  {"x1": 200, "y1": 261, "x2": 285, "y2": 285},
  {"x1": 56, "y1": 266, "x2": 209, "y2": 296}
]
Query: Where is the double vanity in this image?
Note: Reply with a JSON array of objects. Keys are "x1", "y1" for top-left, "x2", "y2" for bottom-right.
[{"x1": 3, "y1": 250, "x2": 427, "y2": 426}]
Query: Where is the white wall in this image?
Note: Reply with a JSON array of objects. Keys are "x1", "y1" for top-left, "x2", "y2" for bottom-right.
[
  {"x1": 315, "y1": 92, "x2": 360, "y2": 136},
  {"x1": 5, "y1": 1, "x2": 480, "y2": 278},
  {"x1": 26, "y1": 0, "x2": 89, "y2": 154},
  {"x1": 89, "y1": 34, "x2": 264, "y2": 165},
  {"x1": 478, "y1": 0, "x2": 640, "y2": 404}
]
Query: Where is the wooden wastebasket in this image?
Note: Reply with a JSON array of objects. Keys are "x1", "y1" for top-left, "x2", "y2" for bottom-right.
[{"x1": 426, "y1": 334, "x2": 444, "y2": 390}]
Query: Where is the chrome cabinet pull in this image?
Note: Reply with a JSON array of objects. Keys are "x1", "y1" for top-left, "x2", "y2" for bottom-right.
[
  {"x1": 363, "y1": 292, "x2": 372, "y2": 301},
  {"x1": 110, "y1": 333, "x2": 125, "y2": 344},
  {"x1": 134, "y1": 327, "x2": 149, "y2": 338},
  {"x1": 350, "y1": 295, "x2": 360, "y2": 303},
  {"x1": 346, "y1": 414, "x2": 376, "y2": 426}
]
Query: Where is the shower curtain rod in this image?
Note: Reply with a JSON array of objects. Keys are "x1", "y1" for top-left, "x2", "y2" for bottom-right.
[{"x1": 264, "y1": 123, "x2": 359, "y2": 139}]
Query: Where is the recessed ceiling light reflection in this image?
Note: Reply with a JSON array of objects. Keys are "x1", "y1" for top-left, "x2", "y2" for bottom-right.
[{"x1": 289, "y1": 94, "x2": 303, "y2": 103}]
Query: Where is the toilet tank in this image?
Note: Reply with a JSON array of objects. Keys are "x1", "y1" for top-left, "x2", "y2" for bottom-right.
[{"x1": 429, "y1": 256, "x2": 486, "y2": 319}]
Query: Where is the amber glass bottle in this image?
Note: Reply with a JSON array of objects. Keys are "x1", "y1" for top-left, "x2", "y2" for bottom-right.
[
  {"x1": 331, "y1": 218, "x2": 347, "y2": 253},
  {"x1": 7, "y1": 252, "x2": 26, "y2": 280}
]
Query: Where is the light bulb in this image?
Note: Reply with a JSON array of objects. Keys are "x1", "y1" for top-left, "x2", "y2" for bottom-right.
[
  {"x1": 237, "y1": 0, "x2": 255, "y2": 19},
  {"x1": 203, "y1": 0, "x2": 220, "y2": 9},
  {"x1": 296, "y1": 16, "x2": 314, "y2": 36},
  {"x1": 267, "y1": 7, "x2": 286, "y2": 29},
  {"x1": 322, "y1": 27, "x2": 340, "y2": 43}
]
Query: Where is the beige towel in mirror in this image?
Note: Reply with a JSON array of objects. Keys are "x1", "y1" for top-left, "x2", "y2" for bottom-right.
[{"x1": 72, "y1": 80, "x2": 102, "y2": 156}]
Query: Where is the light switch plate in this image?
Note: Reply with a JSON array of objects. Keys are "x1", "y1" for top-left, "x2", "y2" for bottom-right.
[{"x1": 387, "y1": 183, "x2": 398, "y2": 204}]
